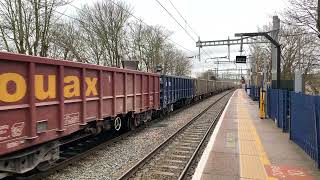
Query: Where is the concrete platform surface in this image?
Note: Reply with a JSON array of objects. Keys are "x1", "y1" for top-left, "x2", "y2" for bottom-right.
[{"x1": 192, "y1": 89, "x2": 320, "y2": 180}]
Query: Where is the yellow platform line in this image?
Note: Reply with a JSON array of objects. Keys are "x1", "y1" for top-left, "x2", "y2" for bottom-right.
[{"x1": 237, "y1": 90, "x2": 277, "y2": 180}]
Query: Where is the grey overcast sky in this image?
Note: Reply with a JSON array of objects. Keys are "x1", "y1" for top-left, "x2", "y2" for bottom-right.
[{"x1": 67, "y1": 0, "x2": 288, "y2": 76}]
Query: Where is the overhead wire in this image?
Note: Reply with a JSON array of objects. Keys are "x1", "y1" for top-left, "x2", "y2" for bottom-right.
[
  {"x1": 110, "y1": 0, "x2": 196, "y2": 53},
  {"x1": 68, "y1": 0, "x2": 219, "y2": 62},
  {"x1": 65, "y1": 0, "x2": 196, "y2": 54},
  {"x1": 166, "y1": 0, "x2": 198, "y2": 37},
  {"x1": 53, "y1": 9, "x2": 86, "y2": 25},
  {"x1": 154, "y1": 0, "x2": 196, "y2": 42},
  {"x1": 154, "y1": 0, "x2": 213, "y2": 60},
  {"x1": 70, "y1": 0, "x2": 213, "y2": 60},
  {"x1": 163, "y1": 0, "x2": 214, "y2": 59}
]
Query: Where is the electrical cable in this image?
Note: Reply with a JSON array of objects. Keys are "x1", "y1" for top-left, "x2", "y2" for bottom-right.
[
  {"x1": 108, "y1": 0, "x2": 196, "y2": 53},
  {"x1": 63, "y1": 1, "x2": 196, "y2": 54},
  {"x1": 166, "y1": 0, "x2": 198, "y2": 37},
  {"x1": 154, "y1": 0, "x2": 196, "y2": 42}
]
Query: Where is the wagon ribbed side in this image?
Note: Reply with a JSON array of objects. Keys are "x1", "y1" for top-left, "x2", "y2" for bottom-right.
[{"x1": 0, "y1": 52, "x2": 159, "y2": 174}]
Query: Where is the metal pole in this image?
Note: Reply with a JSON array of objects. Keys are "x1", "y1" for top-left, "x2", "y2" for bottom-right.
[
  {"x1": 277, "y1": 45, "x2": 281, "y2": 89},
  {"x1": 318, "y1": 0, "x2": 320, "y2": 33},
  {"x1": 272, "y1": 16, "x2": 280, "y2": 89},
  {"x1": 198, "y1": 36, "x2": 201, "y2": 61},
  {"x1": 298, "y1": 36, "x2": 301, "y2": 70},
  {"x1": 240, "y1": 36, "x2": 243, "y2": 55},
  {"x1": 228, "y1": 36, "x2": 231, "y2": 61}
]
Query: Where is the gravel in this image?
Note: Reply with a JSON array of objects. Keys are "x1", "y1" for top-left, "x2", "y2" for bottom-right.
[
  {"x1": 46, "y1": 91, "x2": 231, "y2": 180},
  {"x1": 182, "y1": 93, "x2": 234, "y2": 180}
]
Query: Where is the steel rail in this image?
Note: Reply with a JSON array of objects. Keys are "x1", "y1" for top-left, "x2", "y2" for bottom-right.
[
  {"x1": 177, "y1": 92, "x2": 230, "y2": 179},
  {"x1": 117, "y1": 90, "x2": 233, "y2": 180}
]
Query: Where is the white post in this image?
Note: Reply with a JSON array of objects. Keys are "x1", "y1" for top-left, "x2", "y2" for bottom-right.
[{"x1": 271, "y1": 16, "x2": 280, "y2": 88}]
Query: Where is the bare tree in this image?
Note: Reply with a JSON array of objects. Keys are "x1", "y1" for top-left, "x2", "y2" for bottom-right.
[
  {"x1": 283, "y1": 0, "x2": 319, "y2": 35},
  {"x1": 129, "y1": 23, "x2": 166, "y2": 72},
  {"x1": 0, "y1": 0, "x2": 70, "y2": 56},
  {"x1": 78, "y1": 1, "x2": 131, "y2": 67},
  {"x1": 128, "y1": 22, "x2": 191, "y2": 75},
  {"x1": 50, "y1": 21, "x2": 88, "y2": 62},
  {"x1": 250, "y1": 23, "x2": 320, "y2": 93},
  {"x1": 174, "y1": 55, "x2": 191, "y2": 76},
  {"x1": 0, "y1": 0, "x2": 192, "y2": 76},
  {"x1": 318, "y1": 0, "x2": 320, "y2": 32}
]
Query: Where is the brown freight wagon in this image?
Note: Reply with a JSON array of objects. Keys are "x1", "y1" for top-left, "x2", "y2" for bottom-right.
[
  {"x1": 193, "y1": 79, "x2": 207, "y2": 97},
  {"x1": 0, "y1": 52, "x2": 160, "y2": 174},
  {"x1": 207, "y1": 80, "x2": 215, "y2": 94}
]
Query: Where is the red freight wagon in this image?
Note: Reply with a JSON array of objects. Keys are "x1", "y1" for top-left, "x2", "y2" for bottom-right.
[{"x1": 0, "y1": 52, "x2": 160, "y2": 175}]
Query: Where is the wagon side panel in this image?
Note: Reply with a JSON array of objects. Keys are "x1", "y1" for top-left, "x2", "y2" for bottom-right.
[{"x1": 0, "y1": 60, "x2": 30, "y2": 155}]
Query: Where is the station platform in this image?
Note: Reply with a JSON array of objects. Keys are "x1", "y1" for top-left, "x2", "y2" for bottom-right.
[{"x1": 193, "y1": 89, "x2": 320, "y2": 180}]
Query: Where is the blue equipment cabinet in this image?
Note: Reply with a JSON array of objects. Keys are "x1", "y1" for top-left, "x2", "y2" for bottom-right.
[{"x1": 160, "y1": 75, "x2": 194, "y2": 110}]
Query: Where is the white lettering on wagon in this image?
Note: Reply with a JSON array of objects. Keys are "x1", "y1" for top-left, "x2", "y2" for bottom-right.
[
  {"x1": 64, "y1": 112, "x2": 80, "y2": 126},
  {"x1": 11, "y1": 122, "x2": 24, "y2": 137},
  {"x1": 0, "y1": 125, "x2": 10, "y2": 141},
  {"x1": 0, "y1": 125, "x2": 9, "y2": 135},
  {"x1": 6, "y1": 140, "x2": 24, "y2": 149}
]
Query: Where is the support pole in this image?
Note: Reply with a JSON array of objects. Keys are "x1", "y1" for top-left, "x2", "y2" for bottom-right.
[
  {"x1": 240, "y1": 36, "x2": 243, "y2": 55},
  {"x1": 277, "y1": 45, "x2": 281, "y2": 89},
  {"x1": 271, "y1": 16, "x2": 280, "y2": 89},
  {"x1": 228, "y1": 36, "x2": 231, "y2": 61},
  {"x1": 317, "y1": 0, "x2": 320, "y2": 33},
  {"x1": 198, "y1": 36, "x2": 201, "y2": 61}
]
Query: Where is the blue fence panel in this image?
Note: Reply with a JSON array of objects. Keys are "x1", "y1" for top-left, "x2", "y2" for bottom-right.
[
  {"x1": 267, "y1": 89, "x2": 289, "y2": 131},
  {"x1": 278, "y1": 90, "x2": 284, "y2": 129},
  {"x1": 267, "y1": 88, "x2": 271, "y2": 118},
  {"x1": 256, "y1": 87, "x2": 260, "y2": 101},
  {"x1": 269, "y1": 89, "x2": 279, "y2": 122},
  {"x1": 277, "y1": 90, "x2": 289, "y2": 131},
  {"x1": 267, "y1": 88, "x2": 272, "y2": 118},
  {"x1": 283, "y1": 91, "x2": 290, "y2": 132},
  {"x1": 290, "y1": 92, "x2": 317, "y2": 161},
  {"x1": 249, "y1": 86, "x2": 260, "y2": 101},
  {"x1": 266, "y1": 89, "x2": 320, "y2": 166},
  {"x1": 269, "y1": 89, "x2": 274, "y2": 119},
  {"x1": 249, "y1": 86, "x2": 254, "y2": 99},
  {"x1": 316, "y1": 96, "x2": 320, "y2": 168}
]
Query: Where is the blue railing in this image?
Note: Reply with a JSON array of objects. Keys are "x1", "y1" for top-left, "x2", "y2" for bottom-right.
[
  {"x1": 278, "y1": 90, "x2": 289, "y2": 131},
  {"x1": 290, "y1": 93, "x2": 319, "y2": 163},
  {"x1": 249, "y1": 86, "x2": 260, "y2": 101},
  {"x1": 266, "y1": 88, "x2": 320, "y2": 168},
  {"x1": 267, "y1": 89, "x2": 278, "y2": 122},
  {"x1": 267, "y1": 89, "x2": 289, "y2": 132}
]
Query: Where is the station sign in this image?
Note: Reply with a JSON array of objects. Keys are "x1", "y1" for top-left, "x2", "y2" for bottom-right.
[{"x1": 236, "y1": 56, "x2": 247, "y2": 63}]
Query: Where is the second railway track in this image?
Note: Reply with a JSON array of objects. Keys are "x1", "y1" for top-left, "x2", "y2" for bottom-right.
[{"x1": 118, "y1": 90, "x2": 234, "y2": 180}]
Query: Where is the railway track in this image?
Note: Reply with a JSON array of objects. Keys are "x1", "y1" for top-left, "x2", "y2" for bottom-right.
[
  {"x1": 9, "y1": 90, "x2": 233, "y2": 180},
  {"x1": 118, "y1": 90, "x2": 233, "y2": 180}
]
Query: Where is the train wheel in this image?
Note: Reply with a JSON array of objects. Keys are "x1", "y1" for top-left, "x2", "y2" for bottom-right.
[
  {"x1": 114, "y1": 117, "x2": 122, "y2": 131},
  {"x1": 169, "y1": 104, "x2": 174, "y2": 112},
  {"x1": 130, "y1": 117, "x2": 140, "y2": 130}
]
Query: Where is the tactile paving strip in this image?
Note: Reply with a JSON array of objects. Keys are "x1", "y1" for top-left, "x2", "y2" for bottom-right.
[{"x1": 237, "y1": 90, "x2": 269, "y2": 180}]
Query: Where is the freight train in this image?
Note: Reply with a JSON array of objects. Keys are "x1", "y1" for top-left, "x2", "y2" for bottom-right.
[{"x1": 0, "y1": 52, "x2": 235, "y2": 177}]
